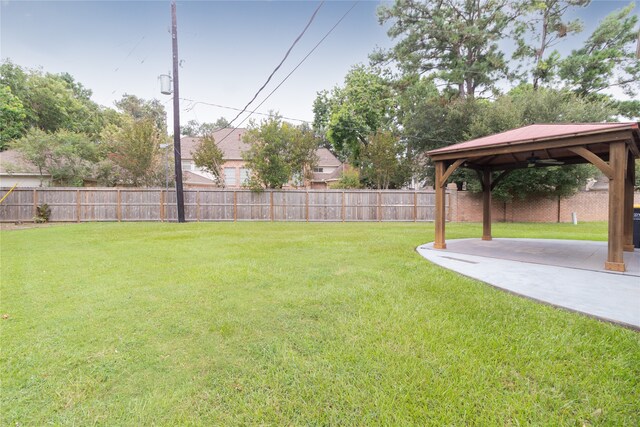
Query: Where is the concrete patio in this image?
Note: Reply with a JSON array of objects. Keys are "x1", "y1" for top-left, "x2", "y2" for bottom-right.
[{"x1": 417, "y1": 238, "x2": 640, "y2": 329}]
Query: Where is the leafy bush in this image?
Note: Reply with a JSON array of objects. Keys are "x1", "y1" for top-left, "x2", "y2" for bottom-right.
[
  {"x1": 329, "y1": 169, "x2": 363, "y2": 189},
  {"x1": 34, "y1": 204, "x2": 51, "y2": 223}
]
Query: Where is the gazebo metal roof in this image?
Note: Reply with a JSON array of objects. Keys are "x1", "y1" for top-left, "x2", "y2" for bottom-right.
[
  {"x1": 427, "y1": 122, "x2": 640, "y2": 272},
  {"x1": 428, "y1": 123, "x2": 640, "y2": 171}
]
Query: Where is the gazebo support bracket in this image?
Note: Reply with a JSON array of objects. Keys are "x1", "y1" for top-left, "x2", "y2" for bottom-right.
[{"x1": 567, "y1": 147, "x2": 614, "y2": 179}]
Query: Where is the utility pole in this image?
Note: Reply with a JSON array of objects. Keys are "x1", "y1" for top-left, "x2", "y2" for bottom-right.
[{"x1": 171, "y1": 0, "x2": 185, "y2": 222}]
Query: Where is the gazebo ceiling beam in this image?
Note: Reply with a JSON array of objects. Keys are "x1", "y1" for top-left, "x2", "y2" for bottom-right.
[
  {"x1": 464, "y1": 155, "x2": 593, "y2": 171},
  {"x1": 476, "y1": 155, "x2": 496, "y2": 165}
]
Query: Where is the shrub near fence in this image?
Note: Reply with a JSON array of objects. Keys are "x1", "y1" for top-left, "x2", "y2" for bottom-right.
[{"x1": 0, "y1": 188, "x2": 445, "y2": 223}]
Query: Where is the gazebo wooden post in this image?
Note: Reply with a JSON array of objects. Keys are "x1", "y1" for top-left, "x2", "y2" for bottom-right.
[
  {"x1": 434, "y1": 161, "x2": 447, "y2": 249},
  {"x1": 605, "y1": 141, "x2": 627, "y2": 272},
  {"x1": 623, "y1": 149, "x2": 635, "y2": 252},
  {"x1": 482, "y1": 168, "x2": 492, "y2": 241}
]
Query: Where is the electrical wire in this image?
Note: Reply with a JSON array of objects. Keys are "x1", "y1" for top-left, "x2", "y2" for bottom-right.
[
  {"x1": 223, "y1": 1, "x2": 324, "y2": 130},
  {"x1": 114, "y1": 35, "x2": 146, "y2": 73},
  {"x1": 216, "y1": 1, "x2": 359, "y2": 145},
  {"x1": 180, "y1": 97, "x2": 310, "y2": 123}
]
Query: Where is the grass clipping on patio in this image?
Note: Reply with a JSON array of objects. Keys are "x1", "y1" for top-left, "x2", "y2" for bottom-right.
[{"x1": 1, "y1": 222, "x2": 638, "y2": 425}]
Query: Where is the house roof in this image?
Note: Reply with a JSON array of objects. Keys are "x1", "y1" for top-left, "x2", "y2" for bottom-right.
[
  {"x1": 181, "y1": 131, "x2": 343, "y2": 168},
  {"x1": 316, "y1": 147, "x2": 342, "y2": 167},
  {"x1": 311, "y1": 163, "x2": 344, "y2": 182},
  {"x1": 0, "y1": 149, "x2": 45, "y2": 175},
  {"x1": 183, "y1": 170, "x2": 219, "y2": 185},
  {"x1": 181, "y1": 128, "x2": 249, "y2": 160}
]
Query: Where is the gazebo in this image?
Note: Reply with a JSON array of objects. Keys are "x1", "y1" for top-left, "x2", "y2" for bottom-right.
[{"x1": 427, "y1": 123, "x2": 640, "y2": 272}]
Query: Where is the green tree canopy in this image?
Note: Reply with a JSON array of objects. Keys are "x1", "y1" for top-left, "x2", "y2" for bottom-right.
[
  {"x1": 192, "y1": 133, "x2": 225, "y2": 186},
  {"x1": 181, "y1": 117, "x2": 230, "y2": 137},
  {"x1": 313, "y1": 65, "x2": 396, "y2": 165},
  {"x1": 375, "y1": 0, "x2": 521, "y2": 98},
  {"x1": 513, "y1": 0, "x2": 590, "y2": 89},
  {"x1": 101, "y1": 118, "x2": 166, "y2": 187},
  {"x1": 0, "y1": 60, "x2": 108, "y2": 141},
  {"x1": 115, "y1": 94, "x2": 167, "y2": 135},
  {"x1": 12, "y1": 128, "x2": 97, "y2": 186},
  {"x1": 360, "y1": 131, "x2": 413, "y2": 189},
  {"x1": 0, "y1": 86, "x2": 27, "y2": 150},
  {"x1": 559, "y1": 3, "x2": 640, "y2": 97},
  {"x1": 243, "y1": 116, "x2": 318, "y2": 189}
]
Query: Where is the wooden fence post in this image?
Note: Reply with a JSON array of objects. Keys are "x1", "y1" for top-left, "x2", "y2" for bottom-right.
[
  {"x1": 116, "y1": 189, "x2": 122, "y2": 222},
  {"x1": 160, "y1": 190, "x2": 165, "y2": 222},
  {"x1": 282, "y1": 191, "x2": 287, "y2": 221},
  {"x1": 233, "y1": 191, "x2": 237, "y2": 222},
  {"x1": 33, "y1": 189, "x2": 38, "y2": 220},
  {"x1": 414, "y1": 192, "x2": 418, "y2": 222},
  {"x1": 270, "y1": 191, "x2": 274, "y2": 221},
  {"x1": 305, "y1": 190, "x2": 309, "y2": 222},
  {"x1": 341, "y1": 191, "x2": 345, "y2": 222},
  {"x1": 377, "y1": 192, "x2": 382, "y2": 222},
  {"x1": 196, "y1": 190, "x2": 200, "y2": 222},
  {"x1": 76, "y1": 189, "x2": 81, "y2": 223}
]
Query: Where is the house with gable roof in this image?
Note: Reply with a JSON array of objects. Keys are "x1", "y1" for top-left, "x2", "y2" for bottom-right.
[
  {"x1": 179, "y1": 128, "x2": 345, "y2": 189},
  {"x1": 0, "y1": 149, "x2": 52, "y2": 187}
]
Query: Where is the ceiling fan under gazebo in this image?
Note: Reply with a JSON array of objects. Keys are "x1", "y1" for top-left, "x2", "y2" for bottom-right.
[{"x1": 526, "y1": 152, "x2": 564, "y2": 167}]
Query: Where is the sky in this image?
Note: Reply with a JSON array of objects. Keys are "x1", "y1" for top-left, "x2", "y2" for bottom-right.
[{"x1": 1, "y1": 0, "x2": 638, "y2": 132}]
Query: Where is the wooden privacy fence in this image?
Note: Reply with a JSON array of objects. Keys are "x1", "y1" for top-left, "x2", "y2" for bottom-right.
[{"x1": 0, "y1": 188, "x2": 448, "y2": 223}]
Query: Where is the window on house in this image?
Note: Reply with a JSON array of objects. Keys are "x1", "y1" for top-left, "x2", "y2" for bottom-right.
[
  {"x1": 224, "y1": 167, "x2": 237, "y2": 186},
  {"x1": 240, "y1": 168, "x2": 250, "y2": 185},
  {"x1": 313, "y1": 167, "x2": 324, "y2": 173},
  {"x1": 181, "y1": 160, "x2": 193, "y2": 171}
]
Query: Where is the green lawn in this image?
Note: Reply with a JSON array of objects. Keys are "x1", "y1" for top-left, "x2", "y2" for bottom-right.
[{"x1": 1, "y1": 222, "x2": 638, "y2": 425}]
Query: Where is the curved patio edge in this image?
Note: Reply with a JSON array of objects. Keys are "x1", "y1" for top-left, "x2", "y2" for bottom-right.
[{"x1": 417, "y1": 239, "x2": 640, "y2": 330}]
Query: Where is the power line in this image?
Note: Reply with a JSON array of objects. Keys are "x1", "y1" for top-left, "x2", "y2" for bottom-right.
[
  {"x1": 223, "y1": 1, "x2": 324, "y2": 130},
  {"x1": 217, "y1": 1, "x2": 359, "y2": 145},
  {"x1": 180, "y1": 97, "x2": 310, "y2": 123},
  {"x1": 114, "y1": 35, "x2": 146, "y2": 73}
]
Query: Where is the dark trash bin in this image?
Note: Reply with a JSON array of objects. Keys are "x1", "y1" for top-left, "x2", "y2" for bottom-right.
[{"x1": 634, "y1": 205, "x2": 640, "y2": 249}]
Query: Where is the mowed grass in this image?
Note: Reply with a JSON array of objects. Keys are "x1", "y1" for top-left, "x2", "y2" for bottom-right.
[{"x1": 1, "y1": 222, "x2": 638, "y2": 425}]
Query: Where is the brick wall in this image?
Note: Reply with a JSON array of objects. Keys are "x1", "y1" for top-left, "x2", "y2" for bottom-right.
[{"x1": 452, "y1": 189, "x2": 640, "y2": 223}]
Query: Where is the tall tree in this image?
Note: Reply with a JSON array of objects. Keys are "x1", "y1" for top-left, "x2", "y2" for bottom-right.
[
  {"x1": 243, "y1": 116, "x2": 318, "y2": 189},
  {"x1": 375, "y1": 0, "x2": 521, "y2": 98},
  {"x1": 313, "y1": 65, "x2": 396, "y2": 164},
  {"x1": 181, "y1": 117, "x2": 230, "y2": 137},
  {"x1": 115, "y1": 94, "x2": 167, "y2": 134},
  {"x1": 559, "y1": 3, "x2": 640, "y2": 97},
  {"x1": 513, "y1": 0, "x2": 589, "y2": 89},
  {"x1": 360, "y1": 131, "x2": 413, "y2": 189},
  {"x1": 12, "y1": 128, "x2": 97, "y2": 186},
  {"x1": 0, "y1": 61, "x2": 105, "y2": 138},
  {"x1": 102, "y1": 118, "x2": 165, "y2": 187},
  {"x1": 0, "y1": 86, "x2": 27, "y2": 150},
  {"x1": 192, "y1": 132, "x2": 225, "y2": 186},
  {"x1": 180, "y1": 119, "x2": 201, "y2": 137}
]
